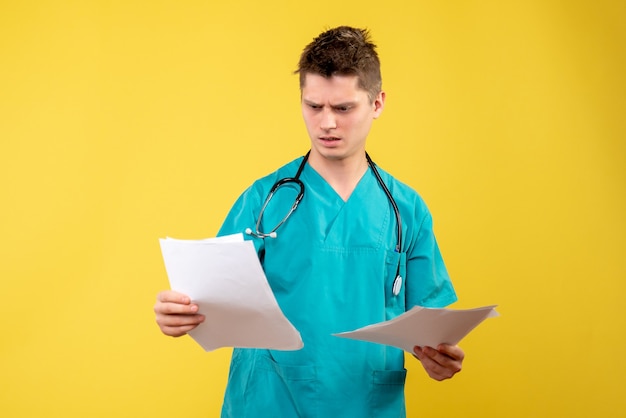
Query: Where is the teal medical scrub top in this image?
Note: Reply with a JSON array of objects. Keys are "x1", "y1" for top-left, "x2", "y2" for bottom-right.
[{"x1": 217, "y1": 156, "x2": 457, "y2": 418}]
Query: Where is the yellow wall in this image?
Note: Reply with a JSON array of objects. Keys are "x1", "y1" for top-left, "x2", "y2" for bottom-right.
[{"x1": 1, "y1": 1, "x2": 624, "y2": 417}]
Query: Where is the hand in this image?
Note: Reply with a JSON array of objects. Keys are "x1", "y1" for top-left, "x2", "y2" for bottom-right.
[
  {"x1": 413, "y1": 344, "x2": 464, "y2": 381},
  {"x1": 154, "y1": 290, "x2": 205, "y2": 337}
]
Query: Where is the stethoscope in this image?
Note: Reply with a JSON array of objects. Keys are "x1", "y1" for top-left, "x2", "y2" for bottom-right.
[{"x1": 245, "y1": 151, "x2": 404, "y2": 296}]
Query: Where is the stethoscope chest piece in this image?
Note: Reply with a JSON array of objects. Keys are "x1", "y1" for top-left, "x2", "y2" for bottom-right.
[{"x1": 392, "y1": 275, "x2": 403, "y2": 296}]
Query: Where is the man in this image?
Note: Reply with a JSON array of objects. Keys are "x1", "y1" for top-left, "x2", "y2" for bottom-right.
[{"x1": 154, "y1": 26, "x2": 464, "y2": 417}]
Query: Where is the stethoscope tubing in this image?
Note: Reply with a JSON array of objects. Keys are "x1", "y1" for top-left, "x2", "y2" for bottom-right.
[
  {"x1": 248, "y1": 151, "x2": 403, "y2": 255},
  {"x1": 247, "y1": 150, "x2": 405, "y2": 296},
  {"x1": 366, "y1": 152, "x2": 402, "y2": 254}
]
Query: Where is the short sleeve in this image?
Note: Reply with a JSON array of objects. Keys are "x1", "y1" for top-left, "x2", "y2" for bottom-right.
[
  {"x1": 405, "y1": 210, "x2": 457, "y2": 309},
  {"x1": 217, "y1": 183, "x2": 266, "y2": 256}
]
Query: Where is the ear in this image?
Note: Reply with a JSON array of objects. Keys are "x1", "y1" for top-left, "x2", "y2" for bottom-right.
[{"x1": 373, "y1": 91, "x2": 386, "y2": 119}]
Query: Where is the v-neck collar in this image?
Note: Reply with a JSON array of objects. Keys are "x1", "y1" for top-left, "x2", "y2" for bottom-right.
[{"x1": 302, "y1": 162, "x2": 373, "y2": 204}]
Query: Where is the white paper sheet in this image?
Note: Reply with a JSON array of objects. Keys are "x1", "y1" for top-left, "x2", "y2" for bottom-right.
[
  {"x1": 159, "y1": 234, "x2": 303, "y2": 351},
  {"x1": 334, "y1": 305, "x2": 498, "y2": 353}
]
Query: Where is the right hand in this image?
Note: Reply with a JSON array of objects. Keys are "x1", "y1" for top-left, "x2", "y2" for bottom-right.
[{"x1": 154, "y1": 290, "x2": 205, "y2": 337}]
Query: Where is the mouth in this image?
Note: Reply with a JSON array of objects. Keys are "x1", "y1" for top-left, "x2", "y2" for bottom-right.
[{"x1": 319, "y1": 136, "x2": 341, "y2": 143}]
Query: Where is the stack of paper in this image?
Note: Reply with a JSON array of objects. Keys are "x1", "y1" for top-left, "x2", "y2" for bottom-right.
[
  {"x1": 159, "y1": 234, "x2": 303, "y2": 352},
  {"x1": 334, "y1": 305, "x2": 498, "y2": 353}
]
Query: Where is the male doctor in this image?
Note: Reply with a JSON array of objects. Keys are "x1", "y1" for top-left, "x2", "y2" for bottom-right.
[{"x1": 154, "y1": 26, "x2": 464, "y2": 417}]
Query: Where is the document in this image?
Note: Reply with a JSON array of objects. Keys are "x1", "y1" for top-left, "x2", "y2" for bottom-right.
[
  {"x1": 334, "y1": 305, "x2": 498, "y2": 353},
  {"x1": 159, "y1": 234, "x2": 303, "y2": 352}
]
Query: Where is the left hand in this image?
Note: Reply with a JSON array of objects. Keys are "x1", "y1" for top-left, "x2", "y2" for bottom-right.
[{"x1": 413, "y1": 344, "x2": 464, "y2": 381}]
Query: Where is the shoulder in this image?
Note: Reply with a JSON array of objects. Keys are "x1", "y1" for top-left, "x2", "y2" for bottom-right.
[
  {"x1": 372, "y1": 164, "x2": 430, "y2": 216},
  {"x1": 255, "y1": 157, "x2": 305, "y2": 185},
  {"x1": 241, "y1": 156, "x2": 307, "y2": 197},
  {"x1": 218, "y1": 155, "x2": 307, "y2": 237}
]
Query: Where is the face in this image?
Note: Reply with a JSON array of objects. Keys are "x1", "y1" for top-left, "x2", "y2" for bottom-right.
[{"x1": 301, "y1": 73, "x2": 384, "y2": 165}]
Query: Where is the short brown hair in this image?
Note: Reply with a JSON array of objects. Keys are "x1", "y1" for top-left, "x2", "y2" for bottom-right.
[{"x1": 296, "y1": 26, "x2": 382, "y2": 102}]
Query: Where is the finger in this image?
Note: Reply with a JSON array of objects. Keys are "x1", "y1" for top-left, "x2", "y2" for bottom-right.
[
  {"x1": 420, "y1": 354, "x2": 457, "y2": 381},
  {"x1": 415, "y1": 346, "x2": 462, "y2": 381},
  {"x1": 154, "y1": 300, "x2": 200, "y2": 315},
  {"x1": 156, "y1": 313, "x2": 205, "y2": 336},
  {"x1": 156, "y1": 312, "x2": 205, "y2": 327},
  {"x1": 419, "y1": 349, "x2": 450, "y2": 378},
  {"x1": 412, "y1": 346, "x2": 424, "y2": 360},
  {"x1": 436, "y1": 344, "x2": 465, "y2": 362},
  {"x1": 423, "y1": 346, "x2": 463, "y2": 371},
  {"x1": 159, "y1": 323, "x2": 201, "y2": 337},
  {"x1": 157, "y1": 290, "x2": 191, "y2": 304}
]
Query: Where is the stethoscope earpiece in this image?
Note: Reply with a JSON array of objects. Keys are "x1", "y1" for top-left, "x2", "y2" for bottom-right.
[{"x1": 246, "y1": 227, "x2": 277, "y2": 239}]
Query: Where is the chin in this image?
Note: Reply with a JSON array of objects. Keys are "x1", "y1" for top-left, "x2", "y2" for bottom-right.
[{"x1": 316, "y1": 148, "x2": 345, "y2": 160}]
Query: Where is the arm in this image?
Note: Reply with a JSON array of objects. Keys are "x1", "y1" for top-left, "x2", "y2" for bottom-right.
[
  {"x1": 403, "y1": 197, "x2": 463, "y2": 380},
  {"x1": 413, "y1": 344, "x2": 464, "y2": 381},
  {"x1": 154, "y1": 290, "x2": 205, "y2": 337}
]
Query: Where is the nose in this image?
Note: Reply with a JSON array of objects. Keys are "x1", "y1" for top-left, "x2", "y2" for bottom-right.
[{"x1": 320, "y1": 108, "x2": 337, "y2": 131}]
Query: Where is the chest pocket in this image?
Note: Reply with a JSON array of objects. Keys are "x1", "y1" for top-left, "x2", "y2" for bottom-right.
[{"x1": 385, "y1": 249, "x2": 407, "y2": 318}]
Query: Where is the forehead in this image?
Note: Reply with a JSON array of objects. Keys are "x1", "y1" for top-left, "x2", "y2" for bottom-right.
[{"x1": 301, "y1": 73, "x2": 367, "y2": 102}]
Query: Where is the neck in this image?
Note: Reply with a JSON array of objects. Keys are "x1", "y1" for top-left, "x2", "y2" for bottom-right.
[{"x1": 307, "y1": 151, "x2": 369, "y2": 201}]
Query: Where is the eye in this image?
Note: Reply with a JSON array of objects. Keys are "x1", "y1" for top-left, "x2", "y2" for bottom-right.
[{"x1": 334, "y1": 105, "x2": 352, "y2": 113}]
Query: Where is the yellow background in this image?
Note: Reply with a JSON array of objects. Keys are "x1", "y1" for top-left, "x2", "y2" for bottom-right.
[{"x1": 1, "y1": 1, "x2": 625, "y2": 417}]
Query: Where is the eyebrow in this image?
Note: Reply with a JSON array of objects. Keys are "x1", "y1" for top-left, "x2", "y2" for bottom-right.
[{"x1": 303, "y1": 99, "x2": 358, "y2": 108}]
